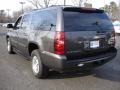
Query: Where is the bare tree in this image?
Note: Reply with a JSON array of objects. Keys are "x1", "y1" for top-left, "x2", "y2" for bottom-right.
[
  {"x1": 27, "y1": 0, "x2": 54, "y2": 9},
  {"x1": 12, "y1": 11, "x2": 21, "y2": 21},
  {"x1": 44, "y1": 0, "x2": 51, "y2": 7},
  {"x1": 100, "y1": 1, "x2": 119, "y2": 20},
  {"x1": 24, "y1": 6, "x2": 34, "y2": 12},
  {"x1": 72, "y1": 0, "x2": 88, "y2": 7},
  {"x1": 0, "y1": 10, "x2": 7, "y2": 23},
  {"x1": 12, "y1": 6, "x2": 33, "y2": 22}
]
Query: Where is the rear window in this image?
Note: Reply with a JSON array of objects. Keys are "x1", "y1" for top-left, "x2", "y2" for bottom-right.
[{"x1": 63, "y1": 10, "x2": 113, "y2": 31}]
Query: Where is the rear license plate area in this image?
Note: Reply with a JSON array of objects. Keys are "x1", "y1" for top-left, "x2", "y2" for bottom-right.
[{"x1": 90, "y1": 41, "x2": 99, "y2": 48}]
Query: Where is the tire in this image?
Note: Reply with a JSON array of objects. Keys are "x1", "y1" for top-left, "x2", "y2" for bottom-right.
[
  {"x1": 31, "y1": 49, "x2": 49, "y2": 79},
  {"x1": 7, "y1": 38, "x2": 15, "y2": 54}
]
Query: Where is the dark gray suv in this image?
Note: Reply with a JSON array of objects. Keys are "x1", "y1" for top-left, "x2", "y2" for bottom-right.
[{"x1": 6, "y1": 6, "x2": 117, "y2": 78}]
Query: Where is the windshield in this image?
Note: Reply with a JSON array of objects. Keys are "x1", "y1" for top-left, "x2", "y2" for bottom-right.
[{"x1": 63, "y1": 11, "x2": 113, "y2": 31}]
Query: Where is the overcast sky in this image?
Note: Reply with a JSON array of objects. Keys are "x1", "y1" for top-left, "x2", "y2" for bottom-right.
[{"x1": 0, "y1": 0, "x2": 119, "y2": 14}]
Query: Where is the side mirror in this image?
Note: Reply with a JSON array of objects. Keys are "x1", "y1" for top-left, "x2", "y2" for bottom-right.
[{"x1": 7, "y1": 24, "x2": 13, "y2": 28}]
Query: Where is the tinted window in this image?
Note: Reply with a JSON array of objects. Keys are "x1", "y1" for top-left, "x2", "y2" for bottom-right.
[
  {"x1": 21, "y1": 14, "x2": 31, "y2": 29},
  {"x1": 63, "y1": 11, "x2": 113, "y2": 31},
  {"x1": 31, "y1": 9, "x2": 57, "y2": 30}
]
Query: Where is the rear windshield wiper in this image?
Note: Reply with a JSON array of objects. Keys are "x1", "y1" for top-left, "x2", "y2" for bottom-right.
[
  {"x1": 92, "y1": 21, "x2": 99, "y2": 25},
  {"x1": 92, "y1": 21, "x2": 104, "y2": 30}
]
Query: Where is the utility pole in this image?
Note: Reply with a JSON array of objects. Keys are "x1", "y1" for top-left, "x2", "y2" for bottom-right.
[
  {"x1": 119, "y1": 0, "x2": 120, "y2": 7},
  {"x1": 79, "y1": 0, "x2": 82, "y2": 7},
  {"x1": 118, "y1": 0, "x2": 120, "y2": 20},
  {"x1": 64, "y1": 0, "x2": 66, "y2": 6},
  {"x1": 0, "y1": 10, "x2": 4, "y2": 23},
  {"x1": 20, "y1": 2, "x2": 25, "y2": 14},
  {"x1": 83, "y1": 0, "x2": 88, "y2": 7},
  {"x1": 104, "y1": 0, "x2": 106, "y2": 10},
  {"x1": 7, "y1": 9, "x2": 10, "y2": 22}
]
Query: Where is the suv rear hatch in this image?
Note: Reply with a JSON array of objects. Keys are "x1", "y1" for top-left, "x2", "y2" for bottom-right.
[{"x1": 63, "y1": 7, "x2": 115, "y2": 60}]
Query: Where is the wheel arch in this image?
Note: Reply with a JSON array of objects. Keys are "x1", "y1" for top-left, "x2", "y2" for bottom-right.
[
  {"x1": 28, "y1": 42, "x2": 40, "y2": 56},
  {"x1": 6, "y1": 35, "x2": 9, "y2": 41}
]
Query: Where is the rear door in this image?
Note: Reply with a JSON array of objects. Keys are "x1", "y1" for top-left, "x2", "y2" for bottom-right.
[
  {"x1": 17, "y1": 14, "x2": 31, "y2": 56},
  {"x1": 63, "y1": 8, "x2": 115, "y2": 60},
  {"x1": 11, "y1": 17, "x2": 22, "y2": 49}
]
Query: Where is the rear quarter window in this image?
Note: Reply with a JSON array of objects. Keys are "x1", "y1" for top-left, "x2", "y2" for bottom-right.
[{"x1": 30, "y1": 9, "x2": 57, "y2": 31}]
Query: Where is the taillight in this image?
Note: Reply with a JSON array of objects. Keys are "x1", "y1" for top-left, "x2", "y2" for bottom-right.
[
  {"x1": 113, "y1": 31, "x2": 116, "y2": 46},
  {"x1": 54, "y1": 32, "x2": 65, "y2": 55},
  {"x1": 108, "y1": 30, "x2": 116, "y2": 46}
]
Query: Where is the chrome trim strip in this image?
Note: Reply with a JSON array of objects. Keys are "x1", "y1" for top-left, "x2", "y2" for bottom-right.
[{"x1": 80, "y1": 56, "x2": 111, "y2": 63}]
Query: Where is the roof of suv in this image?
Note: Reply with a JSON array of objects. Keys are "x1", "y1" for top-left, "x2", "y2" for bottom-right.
[{"x1": 23, "y1": 6, "x2": 104, "y2": 15}]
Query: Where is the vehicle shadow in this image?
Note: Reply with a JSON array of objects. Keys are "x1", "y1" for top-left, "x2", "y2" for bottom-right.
[
  {"x1": 47, "y1": 70, "x2": 93, "y2": 79},
  {"x1": 47, "y1": 54, "x2": 120, "y2": 81},
  {"x1": 93, "y1": 67, "x2": 120, "y2": 82},
  {"x1": 47, "y1": 63, "x2": 120, "y2": 82},
  {"x1": 93, "y1": 54, "x2": 120, "y2": 82}
]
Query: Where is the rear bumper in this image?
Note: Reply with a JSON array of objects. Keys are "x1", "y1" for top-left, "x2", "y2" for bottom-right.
[{"x1": 41, "y1": 49, "x2": 117, "y2": 72}]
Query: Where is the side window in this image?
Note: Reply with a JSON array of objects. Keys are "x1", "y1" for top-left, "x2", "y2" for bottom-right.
[
  {"x1": 31, "y1": 9, "x2": 57, "y2": 31},
  {"x1": 21, "y1": 14, "x2": 31, "y2": 29},
  {"x1": 40, "y1": 10, "x2": 57, "y2": 31},
  {"x1": 31, "y1": 12, "x2": 42, "y2": 30},
  {"x1": 40, "y1": 12, "x2": 50, "y2": 30},
  {"x1": 14, "y1": 17, "x2": 22, "y2": 29}
]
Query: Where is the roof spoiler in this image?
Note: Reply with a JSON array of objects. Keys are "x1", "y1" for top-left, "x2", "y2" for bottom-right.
[{"x1": 63, "y1": 7, "x2": 104, "y2": 13}]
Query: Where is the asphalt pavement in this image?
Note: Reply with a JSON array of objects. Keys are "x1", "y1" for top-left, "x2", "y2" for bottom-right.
[{"x1": 0, "y1": 27, "x2": 120, "y2": 90}]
